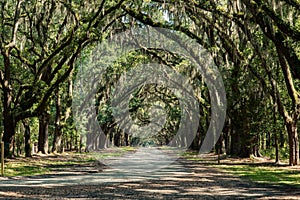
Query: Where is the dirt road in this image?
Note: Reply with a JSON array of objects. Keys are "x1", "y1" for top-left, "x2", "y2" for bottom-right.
[{"x1": 0, "y1": 150, "x2": 299, "y2": 199}]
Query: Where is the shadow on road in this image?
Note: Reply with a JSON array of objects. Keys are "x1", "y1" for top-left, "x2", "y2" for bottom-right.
[{"x1": 0, "y1": 150, "x2": 299, "y2": 199}]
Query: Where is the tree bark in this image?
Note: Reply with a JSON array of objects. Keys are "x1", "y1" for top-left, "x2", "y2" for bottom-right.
[
  {"x1": 22, "y1": 119, "x2": 32, "y2": 157},
  {"x1": 2, "y1": 105, "x2": 15, "y2": 157},
  {"x1": 275, "y1": 133, "x2": 279, "y2": 164},
  {"x1": 124, "y1": 132, "x2": 129, "y2": 146},
  {"x1": 286, "y1": 121, "x2": 299, "y2": 166},
  {"x1": 38, "y1": 112, "x2": 50, "y2": 154},
  {"x1": 52, "y1": 89, "x2": 62, "y2": 153},
  {"x1": 230, "y1": 117, "x2": 241, "y2": 156},
  {"x1": 190, "y1": 132, "x2": 201, "y2": 150},
  {"x1": 2, "y1": 67, "x2": 15, "y2": 157},
  {"x1": 2, "y1": 119, "x2": 15, "y2": 157},
  {"x1": 114, "y1": 132, "x2": 121, "y2": 147}
]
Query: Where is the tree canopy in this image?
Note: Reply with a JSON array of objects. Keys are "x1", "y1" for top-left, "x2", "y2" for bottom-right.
[{"x1": 0, "y1": 0, "x2": 299, "y2": 166}]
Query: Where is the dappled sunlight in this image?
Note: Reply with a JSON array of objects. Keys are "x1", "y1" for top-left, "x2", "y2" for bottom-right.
[
  {"x1": 0, "y1": 191, "x2": 24, "y2": 198},
  {"x1": 1, "y1": 153, "x2": 300, "y2": 199},
  {"x1": 135, "y1": 188, "x2": 179, "y2": 194}
]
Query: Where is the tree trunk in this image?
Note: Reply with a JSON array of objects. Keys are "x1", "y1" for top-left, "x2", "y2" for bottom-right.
[
  {"x1": 266, "y1": 132, "x2": 271, "y2": 149},
  {"x1": 124, "y1": 132, "x2": 129, "y2": 146},
  {"x1": 223, "y1": 120, "x2": 230, "y2": 155},
  {"x1": 12, "y1": 138, "x2": 16, "y2": 157},
  {"x1": 2, "y1": 86, "x2": 15, "y2": 157},
  {"x1": 2, "y1": 112, "x2": 15, "y2": 157},
  {"x1": 230, "y1": 109, "x2": 243, "y2": 156},
  {"x1": 38, "y1": 112, "x2": 50, "y2": 154},
  {"x1": 52, "y1": 129, "x2": 62, "y2": 153},
  {"x1": 280, "y1": 131, "x2": 285, "y2": 148},
  {"x1": 110, "y1": 130, "x2": 114, "y2": 146},
  {"x1": 85, "y1": 132, "x2": 92, "y2": 152},
  {"x1": 79, "y1": 135, "x2": 83, "y2": 153},
  {"x1": 52, "y1": 89, "x2": 62, "y2": 153},
  {"x1": 1, "y1": 50, "x2": 15, "y2": 157},
  {"x1": 22, "y1": 119, "x2": 32, "y2": 157},
  {"x1": 190, "y1": 132, "x2": 201, "y2": 150},
  {"x1": 97, "y1": 133, "x2": 107, "y2": 149},
  {"x1": 275, "y1": 133, "x2": 279, "y2": 164},
  {"x1": 98, "y1": 125, "x2": 109, "y2": 149},
  {"x1": 230, "y1": 131, "x2": 240, "y2": 156},
  {"x1": 216, "y1": 133, "x2": 223, "y2": 155},
  {"x1": 286, "y1": 121, "x2": 299, "y2": 166},
  {"x1": 273, "y1": 104, "x2": 279, "y2": 164},
  {"x1": 114, "y1": 132, "x2": 121, "y2": 147},
  {"x1": 75, "y1": 134, "x2": 79, "y2": 152},
  {"x1": 180, "y1": 133, "x2": 187, "y2": 148}
]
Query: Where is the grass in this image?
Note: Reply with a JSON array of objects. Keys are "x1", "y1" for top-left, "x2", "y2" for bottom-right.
[
  {"x1": 3, "y1": 153, "x2": 96, "y2": 177},
  {"x1": 2, "y1": 147, "x2": 137, "y2": 177},
  {"x1": 182, "y1": 151, "x2": 203, "y2": 161},
  {"x1": 179, "y1": 151, "x2": 300, "y2": 188},
  {"x1": 180, "y1": 150, "x2": 204, "y2": 161},
  {"x1": 5, "y1": 163, "x2": 50, "y2": 177},
  {"x1": 215, "y1": 164, "x2": 300, "y2": 188}
]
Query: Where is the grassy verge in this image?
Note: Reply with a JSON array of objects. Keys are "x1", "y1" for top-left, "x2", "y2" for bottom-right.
[
  {"x1": 180, "y1": 151, "x2": 300, "y2": 188},
  {"x1": 5, "y1": 162, "x2": 51, "y2": 177},
  {"x1": 4, "y1": 153, "x2": 95, "y2": 177},
  {"x1": 181, "y1": 151, "x2": 203, "y2": 160},
  {"x1": 3, "y1": 147, "x2": 137, "y2": 177},
  {"x1": 215, "y1": 164, "x2": 300, "y2": 188}
]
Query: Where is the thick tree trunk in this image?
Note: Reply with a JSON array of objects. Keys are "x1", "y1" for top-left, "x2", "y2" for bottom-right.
[
  {"x1": 266, "y1": 132, "x2": 271, "y2": 149},
  {"x1": 2, "y1": 86, "x2": 15, "y2": 157},
  {"x1": 114, "y1": 132, "x2": 121, "y2": 147},
  {"x1": 230, "y1": 109, "x2": 253, "y2": 158},
  {"x1": 219, "y1": 133, "x2": 224, "y2": 154},
  {"x1": 75, "y1": 134, "x2": 79, "y2": 152},
  {"x1": 276, "y1": 46, "x2": 300, "y2": 165},
  {"x1": 85, "y1": 132, "x2": 92, "y2": 152},
  {"x1": 124, "y1": 132, "x2": 129, "y2": 146},
  {"x1": 22, "y1": 120, "x2": 32, "y2": 157},
  {"x1": 52, "y1": 89, "x2": 62, "y2": 153},
  {"x1": 38, "y1": 112, "x2": 50, "y2": 154},
  {"x1": 239, "y1": 104, "x2": 254, "y2": 158},
  {"x1": 230, "y1": 130, "x2": 240, "y2": 156},
  {"x1": 286, "y1": 121, "x2": 299, "y2": 166},
  {"x1": 229, "y1": 109, "x2": 243, "y2": 156},
  {"x1": 52, "y1": 128, "x2": 62, "y2": 153},
  {"x1": 190, "y1": 132, "x2": 201, "y2": 150},
  {"x1": 97, "y1": 125, "x2": 109, "y2": 149},
  {"x1": 280, "y1": 131, "x2": 285, "y2": 148},
  {"x1": 109, "y1": 130, "x2": 113, "y2": 145},
  {"x1": 2, "y1": 111, "x2": 15, "y2": 157},
  {"x1": 180, "y1": 135, "x2": 186, "y2": 148},
  {"x1": 97, "y1": 133, "x2": 107, "y2": 149},
  {"x1": 1, "y1": 50, "x2": 16, "y2": 157}
]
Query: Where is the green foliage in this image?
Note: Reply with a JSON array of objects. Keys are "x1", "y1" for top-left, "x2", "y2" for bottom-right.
[
  {"x1": 261, "y1": 147, "x2": 290, "y2": 161},
  {"x1": 1, "y1": 0, "x2": 299, "y2": 167},
  {"x1": 91, "y1": 44, "x2": 208, "y2": 146},
  {"x1": 30, "y1": 118, "x2": 39, "y2": 143}
]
